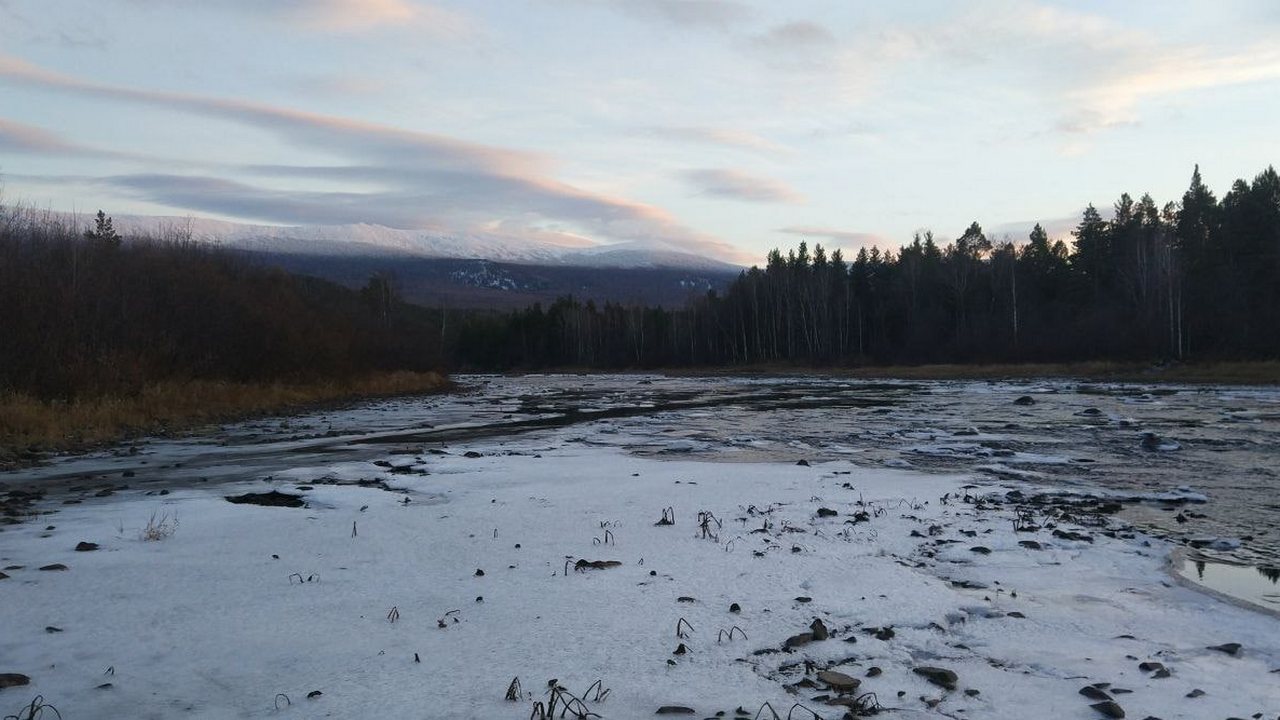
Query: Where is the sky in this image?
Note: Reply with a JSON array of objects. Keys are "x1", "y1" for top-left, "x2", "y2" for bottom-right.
[{"x1": 2, "y1": 0, "x2": 1279, "y2": 265}]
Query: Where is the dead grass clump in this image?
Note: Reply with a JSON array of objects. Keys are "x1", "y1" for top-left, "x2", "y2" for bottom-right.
[
  {"x1": 0, "y1": 371, "x2": 451, "y2": 460},
  {"x1": 3, "y1": 695, "x2": 61, "y2": 720},
  {"x1": 140, "y1": 511, "x2": 178, "y2": 541}
]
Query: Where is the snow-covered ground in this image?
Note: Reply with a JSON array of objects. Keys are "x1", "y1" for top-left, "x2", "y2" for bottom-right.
[{"x1": 2, "y1": 425, "x2": 1278, "y2": 719}]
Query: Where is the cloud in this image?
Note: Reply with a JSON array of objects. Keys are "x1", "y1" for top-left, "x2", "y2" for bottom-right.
[
  {"x1": 683, "y1": 168, "x2": 804, "y2": 204},
  {"x1": 0, "y1": 54, "x2": 741, "y2": 262},
  {"x1": 0, "y1": 117, "x2": 92, "y2": 155},
  {"x1": 577, "y1": 0, "x2": 749, "y2": 29},
  {"x1": 643, "y1": 126, "x2": 788, "y2": 154},
  {"x1": 125, "y1": 0, "x2": 472, "y2": 36},
  {"x1": 751, "y1": 21, "x2": 836, "y2": 51},
  {"x1": 777, "y1": 225, "x2": 886, "y2": 249}
]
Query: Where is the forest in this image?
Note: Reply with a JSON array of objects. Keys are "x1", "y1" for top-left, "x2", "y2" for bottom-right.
[
  {"x1": 452, "y1": 166, "x2": 1280, "y2": 369},
  {"x1": 0, "y1": 205, "x2": 446, "y2": 403}
]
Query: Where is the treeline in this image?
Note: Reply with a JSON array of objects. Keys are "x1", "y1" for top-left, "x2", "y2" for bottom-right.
[
  {"x1": 453, "y1": 165, "x2": 1280, "y2": 368},
  {"x1": 0, "y1": 206, "x2": 445, "y2": 401}
]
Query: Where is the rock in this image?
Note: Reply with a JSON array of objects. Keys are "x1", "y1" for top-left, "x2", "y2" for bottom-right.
[
  {"x1": 463, "y1": 451, "x2": 482, "y2": 458},
  {"x1": 0, "y1": 572, "x2": 8, "y2": 580},
  {"x1": 873, "y1": 627, "x2": 895, "y2": 641},
  {"x1": 38, "y1": 563, "x2": 67, "y2": 571},
  {"x1": 1207, "y1": 642, "x2": 1241, "y2": 656},
  {"x1": 44, "y1": 626, "x2": 62, "y2": 633},
  {"x1": 1013, "y1": 395, "x2": 1036, "y2": 406},
  {"x1": 1185, "y1": 689, "x2": 1204, "y2": 698},
  {"x1": 1152, "y1": 668, "x2": 1171, "y2": 679},
  {"x1": 224, "y1": 491, "x2": 304, "y2": 508},
  {"x1": 817, "y1": 670, "x2": 860, "y2": 693},
  {"x1": 0, "y1": 674, "x2": 30, "y2": 689},
  {"x1": 1007, "y1": 611, "x2": 1026, "y2": 619},
  {"x1": 796, "y1": 460, "x2": 810, "y2": 467},
  {"x1": 913, "y1": 666, "x2": 957, "y2": 690},
  {"x1": 1138, "y1": 662, "x2": 1165, "y2": 673},
  {"x1": 1091, "y1": 700, "x2": 1125, "y2": 718},
  {"x1": 672, "y1": 644, "x2": 688, "y2": 655},
  {"x1": 729, "y1": 603, "x2": 741, "y2": 614},
  {"x1": 964, "y1": 688, "x2": 980, "y2": 697},
  {"x1": 816, "y1": 508, "x2": 838, "y2": 518},
  {"x1": 574, "y1": 559, "x2": 622, "y2": 571},
  {"x1": 474, "y1": 569, "x2": 485, "y2": 576},
  {"x1": 307, "y1": 690, "x2": 322, "y2": 699},
  {"x1": 970, "y1": 546, "x2": 992, "y2": 554},
  {"x1": 677, "y1": 596, "x2": 696, "y2": 603},
  {"x1": 1080, "y1": 686, "x2": 1112, "y2": 701},
  {"x1": 74, "y1": 541, "x2": 99, "y2": 552},
  {"x1": 656, "y1": 707, "x2": 695, "y2": 715},
  {"x1": 1018, "y1": 540, "x2": 1042, "y2": 550},
  {"x1": 784, "y1": 632, "x2": 814, "y2": 648},
  {"x1": 809, "y1": 619, "x2": 829, "y2": 641},
  {"x1": 795, "y1": 596, "x2": 812, "y2": 603}
]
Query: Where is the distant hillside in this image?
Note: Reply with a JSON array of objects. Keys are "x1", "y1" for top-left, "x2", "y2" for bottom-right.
[{"x1": 255, "y1": 253, "x2": 737, "y2": 309}]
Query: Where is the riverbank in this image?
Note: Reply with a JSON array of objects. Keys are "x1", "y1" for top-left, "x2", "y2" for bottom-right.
[
  {"x1": 0, "y1": 438, "x2": 1275, "y2": 719},
  {"x1": 0, "y1": 371, "x2": 452, "y2": 468},
  {"x1": 670, "y1": 360, "x2": 1280, "y2": 385}
]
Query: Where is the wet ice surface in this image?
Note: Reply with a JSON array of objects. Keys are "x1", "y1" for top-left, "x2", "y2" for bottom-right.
[
  {"x1": 5, "y1": 373, "x2": 1279, "y2": 591},
  {"x1": 2, "y1": 374, "x2": 1280, "y2": 719}
]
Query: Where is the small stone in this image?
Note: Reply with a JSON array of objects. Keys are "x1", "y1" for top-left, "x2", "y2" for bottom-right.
[
  {"x1": 1207, "y1": 643, "x2": 1241, "y2": 656},
  {"x1": 964, "y1": 688, "x2": 980, "y2": 697},
  {"x1": 673, "y1": 643, "x2": 688, "y2": 655},
  {"x1": 0, "y1": 674, "x2": 30, "y2": 689},
  {"x1": 1018, "y1": 540, "x2": 1042, "y2": 550},
  {"x1": 866, "y1": 667, "x2": 882, "y2": 677},
  {"x1": 677, "y1": 596, "x2": 696, "y2": 603},
  {"x1": 656, "y1": 707, "x2": 695, "y2": 715},
  {"x1": 44, "y1": 626, "x2": 62, "y2": 633},
  {"x1": 970, "y1": 546, "x2": 992, "y2": 555},
  {"x1": 475, "y1": 569, "x2": 485, "y2": 576},
  {"x1": 1013, "y1": 395, "x2": 1035, "y2": 405},
  {"x1": 796, "y1": 460, "x2": 810, "y2": 467},
  {"x1": 1185, "y1": 689, "x2": 1205, "y2": 698},
  {"x1": 1091, "y1": 700, "x2": 1125, "y2": 718},
  {"x1": 0, "y1": 572, "x2": 8, "y2": 580},
  {"x1": 307, "y1": 690, "x2": 322, "y2": 699},
  {"x1": 463, "y1": 451, "x2": 482, "y2": 458},
  {"x1": 809, "y1": 618, "x2": 829, "y2": 641},
  {"x1": 816, "y1": 670, "x2": 860, "y2": 693},
  {"x1": 75, "y1": 541, "x2": 99, "y2": 552},
  {"x1": 913, "y1": 666, "x2": 957, "y2": 690},
  {"x1": 784, "y1": 632, "x2": 814, "y2": 648},
  {"x1": 816, "y1": 508, "x2": 838, "y2": 518},
  {"x1": 1079, "y1": 686, "x2": 1112, "y2": 701},
  {"x1": 794, "y1": 596, "x2": 812, "y2": 603},
  {"x1": 729, "y1": 603, "x2": 741, "y2": 614},
  {"x1": 38, "y1": 563, "x2": 67, "y2": 571},
  {"x1": 96, "y1": 682, "x2": 112, "y2": 690}
]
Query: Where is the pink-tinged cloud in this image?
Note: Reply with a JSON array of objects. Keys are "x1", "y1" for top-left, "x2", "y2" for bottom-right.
[
  {"x1": 0, "y1": 54, "x2": 741, "y2": 262},
  {"x1": 683, "y1": 168, "x2": 804, "y2": 204},
  {"x1": 644, "y1": 126, "x2": 788, "y2": 154},
  {"x1": 776, "y1": 225, "x2": 887, "y2": 250}
]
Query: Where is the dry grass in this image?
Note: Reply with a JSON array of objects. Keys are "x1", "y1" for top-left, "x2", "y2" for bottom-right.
[{"x1": 0, "y1": 371, "x2": 451, "y2": 460}]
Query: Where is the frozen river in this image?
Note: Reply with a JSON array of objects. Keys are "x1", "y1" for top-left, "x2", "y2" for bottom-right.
[
  {"x1": 2, "y1": 373, "x2": 1279, "y2": 719},
  {"x1": 5, "y1": 373, "x2": 1279, "y2": 606}
]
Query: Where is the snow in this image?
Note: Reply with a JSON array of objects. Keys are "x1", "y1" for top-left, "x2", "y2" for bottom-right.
[
  {"x1": 2, "y1": 427, "x2": 1278, "y2": 719},
  {"x1": 105, "y1": 215, "x2": 741, "y2": 270}
]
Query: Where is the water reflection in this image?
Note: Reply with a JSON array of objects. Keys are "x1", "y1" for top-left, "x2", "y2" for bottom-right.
[{"x1": 1180, "y1": 558, "x2": 1280, "y2": 609}]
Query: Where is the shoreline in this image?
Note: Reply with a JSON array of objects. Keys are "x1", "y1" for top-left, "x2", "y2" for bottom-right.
[{"x1": 0, "y1": 371, "x2": 453, "y2": 469}]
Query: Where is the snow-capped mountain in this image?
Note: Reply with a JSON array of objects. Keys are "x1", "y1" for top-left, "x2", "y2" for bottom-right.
[{"x1": 108, "y1": 216, "x2": 741, "y2": 271}]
